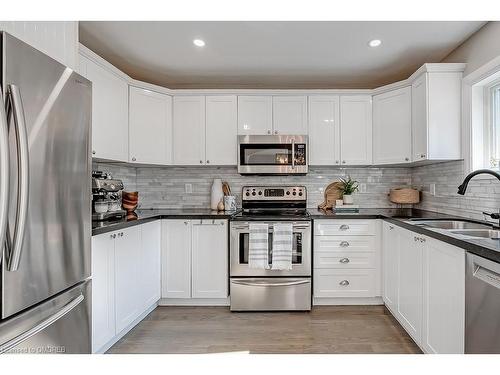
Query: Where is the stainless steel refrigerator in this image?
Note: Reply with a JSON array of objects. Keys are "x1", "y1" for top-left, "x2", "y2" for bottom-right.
[{"x1": 0, "y1": 32, "x2": 91, "y2": 354}]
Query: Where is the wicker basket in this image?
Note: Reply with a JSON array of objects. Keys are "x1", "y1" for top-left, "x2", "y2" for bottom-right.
[{"x1": 389, "y1": 188, "x2": 420, "y2": 204}]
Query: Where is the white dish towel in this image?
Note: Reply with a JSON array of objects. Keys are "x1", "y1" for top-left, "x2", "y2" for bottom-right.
[
  {"x1": 248, "y1": 223, "x2": 270, "y2": 269},
  {"x1": 272, "y1": 223, "x2": 293, "y2": 270}
]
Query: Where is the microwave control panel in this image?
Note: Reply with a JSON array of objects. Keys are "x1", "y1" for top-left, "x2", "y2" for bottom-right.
[{"x1": 294, "y1": 144, "x2": 306, "y2": 165}]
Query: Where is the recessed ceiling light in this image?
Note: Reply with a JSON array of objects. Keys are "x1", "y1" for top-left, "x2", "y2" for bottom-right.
[
  {"x1": 193, "y1": 39, "x2": 205, "y2": 47},
  {"x1": 368, "y1": 39, "x2": 382, "y2": 48}
]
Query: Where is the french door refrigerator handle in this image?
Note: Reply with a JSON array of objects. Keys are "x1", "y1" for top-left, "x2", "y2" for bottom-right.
[
  {"x1": 6, "y1": 84, "x2": 29, "y2": 272},
  {"x1": 0, "y1": 294, "x2": 84, "y2": 353},
  {"x1": 0, "y1": 88, "x2": 9, "y2": 266}
]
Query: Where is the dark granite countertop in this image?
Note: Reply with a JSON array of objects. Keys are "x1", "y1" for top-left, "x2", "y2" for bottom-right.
[
  {"x1": 309, "y1": 208, "x2": 500, "y2": 263},
  {"x1": 92, "y1": 207, "x2": 500, "y2": 264},
  {"x1": 92, "y1": 209, "x2": 237, "y2": 236}
]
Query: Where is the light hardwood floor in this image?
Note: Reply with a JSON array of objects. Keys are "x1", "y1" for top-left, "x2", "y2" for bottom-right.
[{"x1": 108, "y1": 306, "x2": 421, "y2": 354}]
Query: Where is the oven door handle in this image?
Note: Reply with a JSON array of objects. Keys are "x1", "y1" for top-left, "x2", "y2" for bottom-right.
[{"x1": 232, "y1": 279, "x2": 310, "y2": 287}]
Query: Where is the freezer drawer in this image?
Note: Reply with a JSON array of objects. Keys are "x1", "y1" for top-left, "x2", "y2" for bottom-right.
[
  {"x1": 0, "y1": 280, "x2": 91, "y2": 354},
  {"x1": 230, "y1": 278, "x2": 311, "y2": 311}
]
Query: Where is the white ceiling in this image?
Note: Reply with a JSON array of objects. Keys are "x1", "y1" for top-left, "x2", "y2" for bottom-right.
[{"x1": 79, "y1": 21, "x2": 486, "y2": 89}]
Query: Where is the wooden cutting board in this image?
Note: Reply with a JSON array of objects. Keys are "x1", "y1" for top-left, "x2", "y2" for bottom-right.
[{"x1": 318, "y1": 182, "x2": 343, "y2": 210}]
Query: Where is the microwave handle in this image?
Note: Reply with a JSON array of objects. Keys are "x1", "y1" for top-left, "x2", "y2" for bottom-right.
[{"x1": 291, "y1": 139, "x2": 295, "y2": 169}]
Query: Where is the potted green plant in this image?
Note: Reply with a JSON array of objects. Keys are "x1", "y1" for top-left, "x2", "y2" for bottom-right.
[{"x1": 339, "y1": 176, "x2": 359, "y2": 205}]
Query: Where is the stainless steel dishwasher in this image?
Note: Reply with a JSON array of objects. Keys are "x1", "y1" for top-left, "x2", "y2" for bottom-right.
[{"x1": 466, "y1": 253, "x2": 500, "y2": 353}]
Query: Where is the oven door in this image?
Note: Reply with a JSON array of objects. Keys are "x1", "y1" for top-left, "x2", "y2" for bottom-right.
[
  {"x1": 230, "y1": 221, "x2": 311, "y2": 277},
  {"x1": 238, "y1": 135, "x2": 308, "y2": 175}
]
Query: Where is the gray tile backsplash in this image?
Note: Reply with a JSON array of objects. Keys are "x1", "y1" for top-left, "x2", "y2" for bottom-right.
[
  {"x1": 412, "y1": 160, "x2": 500, "y2": 222},
  {"x1": 94, "y1": 160, "x2": 500, "y2": 220},
  {"x1": 93, "y1": 162, "x2": 412, "y2": 210}
]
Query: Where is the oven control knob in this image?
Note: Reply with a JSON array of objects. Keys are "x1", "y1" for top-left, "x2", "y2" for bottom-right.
[
  {"x1": 298, "y1": 192, "x2": 303, "y2": 196},
  {"x1": 252, "y1": 191, "x2": 256, "y2": 196},
  {"x1": 286, "y1": 191, "x2": 290, "y2": 195},
  {"x1": 258, "y1": 191, "x2": 262, "y2": 195},
  {"x1": 292, "y1": 191, "x2": 297, "y2": 196},
  {"x1": 245, "y1": 192, "x2": 250, "y2": 196}
]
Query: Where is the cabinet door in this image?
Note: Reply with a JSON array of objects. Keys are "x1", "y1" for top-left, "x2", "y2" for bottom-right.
[
  {"x1": 205, "y1": 96, "x2": 237, "y2": 165},
  {"x1": 161, "y1": 220, "x2": 192, "y2": 298},
  {"x1": 114, "y1": 226, "x2": 142, "y2": 333},
  {"x1": 139, "y1": 221, "x2": 161, "y2": 311},
  {"x1": 397, "y1": 228, "x2": 423, "y2": 344},
  {"x1": 340, "y1": 96, "x2": 372, "y2": 165},
  {"x1": 272, "y1": 96, "x2": 308, "y2": 134},
  {"x1": 80, "y1": 54, "x2": 129, "y2": 161},
  {"x1": 308, "y1": 96, "x2": 340, "y2": 165},
  {"x1": 129, "y1": 86, "x2": 172, "y2": 165},
  {"x1": 372, "y1": 87, "x2": 411, "y2": 165},
  {"x1": 382, "y1": 222, "x2": 398, "y2": 312},
  {"x1": 237, "y1": 96, "x2": 273, "y2": 135},
  {"x1": 191, "y1": 220, "x2": 228, "y2": 299},
  {"x1": 422, "y1": 238, "x2": 465, "y2": 353},
  {"x1": 412, "y1": 74, "x2": 428, "y2": 161},
  {"x1": 91, "y1": 232, "x2": 116, "y2": 353},
  {"x1": 172, "y1": 96, "x2": 206, "y2": 165}
]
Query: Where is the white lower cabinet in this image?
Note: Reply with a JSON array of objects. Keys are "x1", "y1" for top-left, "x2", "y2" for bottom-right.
[
  {"x1": 382, "y1": 222, "x2": 465, "y2": 353},
  {"x1": 91, "y1": 223, "x2": 162, "y2": 353},
  {"x1": 313, "y1": 220, "x2": 381, "y2": 304},
  {"x1": 91, "y1": 232, "x2": 116, "y2": 353},
  {"x1": 161, "y1": 219, "x2": 228, "y2": 302},
  {"x1": 422, "y1": 237, "x2": 465, "y2": 354}
]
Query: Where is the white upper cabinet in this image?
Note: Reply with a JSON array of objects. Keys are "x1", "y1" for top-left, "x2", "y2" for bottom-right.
[
  {"x1": 411, "y1": 72, "x2": 462, "y2": 162},
  {"x1": 272, "y1": 96, "x2": 308, "y2": 134},
  {"x1": 373, "y1": 86, "x2": 412, "y2": 165},
  {"x1": 129, "y1": 86, "x2": 172, "y2": 165},
  {"x1": 237, "y1": 96, "x2": 273, "y2": 135},
  {"x1": 0, "y1": 21, "x2": 78, "y2": 69},
  {"x1": 191, "y1": 220, "x2": 228, "y2": 299},
  {"x1": 79, "y1": 54, "x2": 129, "y2": 162},
  {"x1": 422, "y1": 238, "x2": 465, "y2": 354},
  {"x1": 173, "y1": 96, "x2": 206, "y2": 165},
  {"x1": 308, "y1": 96, "x2": 340, "y2": 165},
  {"x1": 340, "y1": 95, "x2": 372, "y2": 165},
  {"x1": 205, "y1": 96, "x2": 238, "y2": 165}
]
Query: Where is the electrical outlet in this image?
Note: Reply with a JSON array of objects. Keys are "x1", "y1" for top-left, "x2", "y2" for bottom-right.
[
  {"x1": 429, "y1": 183, "x2": 436, "y2": 196},
  {"x1": 185, "y1": 183, "x2": 193, "y2": 194},
  {"x1": 359, "y1": 183, "x2": 367, "y2": 193}
]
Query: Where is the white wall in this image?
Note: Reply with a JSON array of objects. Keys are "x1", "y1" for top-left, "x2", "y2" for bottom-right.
[{"x1": 442, "y1": 21, "x2": 500, "y2": 76}]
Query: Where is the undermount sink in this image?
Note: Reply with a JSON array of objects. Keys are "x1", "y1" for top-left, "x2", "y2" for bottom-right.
[
  {"x1": 448, "y1": 229, "x2": 500, "y2": 239},
  {"x1": 410, "y1": 220, "x2": 493, "y2": 230}
]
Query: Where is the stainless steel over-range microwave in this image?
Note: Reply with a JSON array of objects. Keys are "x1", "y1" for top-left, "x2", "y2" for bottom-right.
[{"x1": 237, "y1": 135, "x2": 308, "y2": 175}]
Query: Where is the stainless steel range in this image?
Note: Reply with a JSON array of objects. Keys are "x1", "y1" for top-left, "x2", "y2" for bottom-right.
[{"x1": 230, "y1": 186, "x2": 312, "y2": 311}]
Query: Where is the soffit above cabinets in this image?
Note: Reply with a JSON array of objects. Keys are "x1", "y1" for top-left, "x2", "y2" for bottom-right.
[{"x1": 79, "y1": 21, "x2": 485, "y2": 90}]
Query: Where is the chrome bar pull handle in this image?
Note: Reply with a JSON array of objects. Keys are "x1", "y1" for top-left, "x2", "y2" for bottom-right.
[
  {"x1": 7, "y1": 85, "x2": 30, "y2": 272},
  {"x1": 0, "y1": 89, "x2": 10, "y2": 266},
  {"x1": 339, "y1": 280, "x2": 350, "y2": 286},
  {"x1": 339, "y1": 224, "x2": 349, "y2": 231},
  {"x1": 340, "y1": 241, "x2": 350, "y2": 247},
  {"x1": 339, "y1": 258, "x2": 350, "y2": 264}
]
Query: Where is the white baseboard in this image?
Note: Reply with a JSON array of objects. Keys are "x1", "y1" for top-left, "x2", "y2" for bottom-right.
[
  {"x1": 313, "y1": 296, "x2": 383, "y2": 306},
  {"x1": 94, "y1": 302, "x2": 158, "y2": 354},
  {"x1": 159, "y1": 297, "x2": 230, "y2": 306}
]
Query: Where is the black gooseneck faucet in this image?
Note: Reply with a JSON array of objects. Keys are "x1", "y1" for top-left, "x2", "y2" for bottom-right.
[{"x1": 458, "y1": 169, "x2": 500, "y2": 226}]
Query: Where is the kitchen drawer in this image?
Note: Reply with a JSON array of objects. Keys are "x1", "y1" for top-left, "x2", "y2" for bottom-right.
[
  {"x1": 314, "y1": 235, "x2": 377, "y2": 253},
  {"x1": 313, "y1": 269, "x2": 377, "y2": 298},
  {"x1": 314, "y1": 220, "x2": 376, "y2": 236},
  {"x1": 314, "y1": 251, "x2": 376, "y2": 269}
]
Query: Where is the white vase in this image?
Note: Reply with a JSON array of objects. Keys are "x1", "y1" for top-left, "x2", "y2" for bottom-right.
[
  {"x1": 210, "y1": 179, "x2": 223, "y2": 210},
  {"x1": 343, "y1": 194, "x2": 354, "y2": 205}
]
